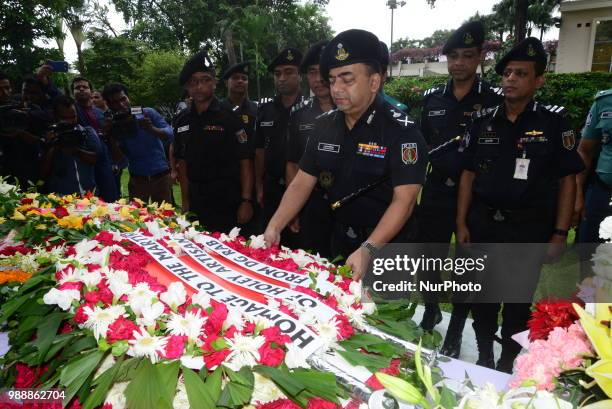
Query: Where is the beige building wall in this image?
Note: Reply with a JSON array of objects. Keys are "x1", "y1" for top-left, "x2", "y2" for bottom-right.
[{"x1": 556, "y1": 0, "x2": 612, "y2": 73}]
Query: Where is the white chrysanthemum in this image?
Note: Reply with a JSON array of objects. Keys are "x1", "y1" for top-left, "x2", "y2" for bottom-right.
[
  {"x1": 137, "y1": 301, "x2": 166, "y2": 327},
  {"x1": 348, "y1": 280, "x2": 362, "y2": 296},
  {"x1": 313, "y1": 317, "x2": 339, "y2": 348},
  {"x1": 55, "y1": 265, "x2": 82, "y2": 284},
  {"x1": 228, "y1": 227, "x2": 241, "y2": 240},
  {"x1": 106, "y1": 268, "x2": 132, "y2": 300},
  {"x1": 340, "y1": 306, "x2": 366, "y2": 330},
  {"x1": 225, "y1": 334, "x2": 266, "y2": 371},
  {"x1": 223, "y1": 308, "x2": 244, "y2": 331},
  {"x1": 173, "y1": 378, "x2": 190, "y2": 409},
  {"x1": 127, "y1": 331, "x2": 167, "y2": 363},
  {"x1": 191, "y1": 291, "x2": 211, "y2": 308},
  {"x1": 249, "y1": 315, "x2": 273, "y2": 330},
  {"x1": 128, "y1": 283, "x2": 158, "y2": 315},
  {"x1": 297, "y1": 311, "x2": 317, "y2": 326},
  {"x1": 43, "y1": 288, "x2": 81, "y2": 311},
  {"x1": 145, "y1": 220, "x2": 166, "y2": 239},
  {"x1": 361, "y1": 301, "x2": 377, "y2": 316},
  {"x1": 183, "y1": 227, "x2": 199, "y2": 241},
  {"x1": 166, "y1": 310, "x2": 206, "y2": 340},
  {"x1": 180, "y1": 354, "x2": 205, "y2": 370},
  {"x1": 48, "y1": 245, "x2": 66, "y2": 259},
  {"x1": 249, "y1": 234, "x2": 266, "y2": 249},
  {"x1": 94, "y1": 354, "x2": 116, "y2": 380},
  {"x1": 599, "y1": 216, "x2": 612, "y2": 241},
  {"x1": 0, "y1": 181, "x2": 16, "y2": 194},
  {"x1": 160, "y1": 282, "x2": 187, "y2": 310},
  {"x1": 19, "y1": 254, "x2": 39, "y2": 273},
  {"x1": 338, "y1": 293, "x2": 358, "y2": 309},
  {"x1": 289, "y1": 249, "x2": 313, "y2": 268},
  {"x1": 104, "y1": 381, "x2": 128, "y2": 409},
  {"x1": 79, "y1": 269, "x2": 102, "y2": 288},
  {"x1": 309, "y1": 267, "x2": 329, "y2": 283},
  {"x1": 328, "y1": 286, "x2": 345, "y2": 300},
  {"x1": 250, "y1": 373, "x2": 286, "y2": 404},
  {"x1": 176, "y1": 216, "x2": 191, "y2": 230},
  {"x1": 83, "y1": 305, "x2": 127, "y2": 340},
  {"x1": 284, "y1": 343, "x2": 310, "y2": 369},
  {"x1": 74, "y1": 239, "x2": 100, "y2": 259}
]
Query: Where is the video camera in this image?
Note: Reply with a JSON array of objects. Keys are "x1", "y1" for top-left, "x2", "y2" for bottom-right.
[
  {"x1": 48, "y1": 123, "x2": 88, "y2": 148},
  {"x1": 0, "y1": 104, "x2": 31, "y2": 132},
  {"x1": 105, "y1": 106, "x2": 144, "y2": 139}
]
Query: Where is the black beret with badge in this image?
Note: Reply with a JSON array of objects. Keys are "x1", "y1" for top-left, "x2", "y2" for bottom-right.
[
  {"x1": 494, "y1": 37, "x2": 547, "y2": 75},
  {"x1": 221, "y1": 61, "x2": 250, "y2": 81},
  {"x1": 442, "y1": 21, "x2": 485, "y2": 55},
  {"x1": 299, "y1": 40, "x2": 328, "y2": 73},
  {"x1": 319, "y1": 29, "x2": 382, "y2": 80},
  {"x1": 379, "y1": 41, "x2": 390, "y2": 69},
  {"x1": 267, "y1": 47, "x2": 303, "y2": 72},
  {"x1": 179, "y1": 50, "x2": 216, "y2": 86}
]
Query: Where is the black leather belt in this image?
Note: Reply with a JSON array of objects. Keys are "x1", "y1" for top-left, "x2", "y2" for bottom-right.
[{"x1": 129, "y1": 168, "x2": 170, "y2": 181}]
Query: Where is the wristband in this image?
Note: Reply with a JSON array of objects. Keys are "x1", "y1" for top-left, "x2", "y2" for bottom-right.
[
  {"x1": 360, "y1": 241, "x2": 379, "y2": 257},
  {"x1": 553, "y1": 228, "x2": 568, "y2": 237}
]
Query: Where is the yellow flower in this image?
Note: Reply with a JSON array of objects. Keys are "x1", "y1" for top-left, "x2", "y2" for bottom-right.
[
  {"x1": 585, "y1": 359, "x2": 612, "y2": 399},
  {"x1": 91, "y1": 205, "x2": 109, "y2": 218},
  {"x1": 57, "y1": 214, "x2": 84, "y2": 230},
  {"x1": 117, "y1": 198, "x2": 127, "y2": 205},
  {"x1": 35, "y1": 224, "x2": 47, "y2": 230},
  {"x1": 25, "y1": 193, "x2": 39, "y2": 200},
  {"x1": 134, "y1": 198, "x2": 145, "y2": 207},
  {"x1": 119, "y1": 206, "x2": 132, "y2": 219},
  {"x1": 11, "y1": 210, "x2": 26, "y2": 220},
  {"x1": 47, "y1": 193, "x2": 59, "y2": 201},
  {"x1": 119, "y1": 223, "x2": 133, "y2": 232},
  {"x1": 17, "y1": 204, "x2": 32, "y2": 212},
  {"x1": 169, "y1": 222, "x2": 178, "y2": 229},
  {"x1": 375, "y1": 373, "x2": 427, "y2": 407},
  {"x1": 161, "y1": 203, "x2": 174, "y2": 211},
  {"x1": 63, "y1": 195, "x2": 74, "y2": 203},
  {"x1": 0, "y1": 216, "x2": 5, "y2": 224}
]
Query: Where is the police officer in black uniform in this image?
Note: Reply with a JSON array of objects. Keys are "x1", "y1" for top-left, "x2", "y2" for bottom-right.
[
  {"x1": 255, "y1": 48, "x2": 304, "y2": 245},
  {"x1": 286, "y1": 40, "x2": 335, "y2": 257},
  {"x1": 220, "y1": 61, "x2": 260, "y2": 235},
  {"x1": 456, "y1": 38, "x2": 584, "y2": 372},
  {"x1": 417, "y1": 21, "x2": 504, "y2": 356},
  {"x1": 264, "y1": 29, "x2": 428, "y2": 280},
  {"x1": 174, "y1": 50, "x2": 255, "y2": 233}
]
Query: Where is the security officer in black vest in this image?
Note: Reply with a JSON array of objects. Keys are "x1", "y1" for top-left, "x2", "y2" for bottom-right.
[
  {"x1": 285, "y1": 40, "x2": 335, "y2": 257},
  {"x1": 220, "y1": 61, "x2": 260, "y2": 235},
  {"x1": 174, "y1": 51, "x2": 255, "y2": 233},
  {"x1": 456, "y1": 38, "x2": 584, "y2": 372},
  {"x1": 417, "y1": 21, "x2": 504, "y2": 357},
  {"x1": 264, "y1": 29, "x2": 427, "y2": 280},
  {"x1": 255, "y1": 48, "x2": 304, "y2": 245}
]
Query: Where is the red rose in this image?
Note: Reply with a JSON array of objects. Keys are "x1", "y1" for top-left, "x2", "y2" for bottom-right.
[
  {"x1": 306, "y1": 398, "x2": 339, "y2": 409},
  {"x1": 258, "y1": 343, "x2": 285, "y2": 367},
  {"x1": 261, "y1": 327, "x2": 291, "y2": 346},
  {"x1": 107, "y1": 316, "x2": 139, "y2": 343},
  {"x1": 365, "y1": 359, "x2": 400, "y2": 390},
  {"x1": 54, "y1": 206, "x2": 69, "y2": 218},
  {"x1": 84, "y1": 291, "x2": 102, "y2": 304},
  {"x1": 74, "y1": 303, "x2": 94, "y2": 324},
  {"x1": 14, "y1": 363, "x2": 37, "y2": 388},
  {"x1": 257, "y1": 399, "x2": 301, "y2": 409},
  {"x1": 528, "y1": 299, "x2": 582, "y2": 341},
  {"x1": 164, "y1": 335, "x2": 187, "y2": 359},
  {"x1": 97, "y1": 281, "x2": 114, "y2": 304},
  {"x1": 205, "y1": 302, "x2": 228, "y2": 335},
  {"x1": 95, "y1": 231, "x2": 117, "y2": 246},
  {"x1": 242, "y1": 322, "x2": 256, "y2": 335},
  {"x1": 335, "y1": 315, "x2": 354, "y2": 340},
  {"x1": 203, "y1": 349, "x2": 231, "y2": 369},
  {"x1": 20, "y1": 198, "x2": 33, "y2": 205}
]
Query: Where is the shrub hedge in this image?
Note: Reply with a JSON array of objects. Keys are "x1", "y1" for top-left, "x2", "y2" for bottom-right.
[{"x1": 383, "y1": 72, "x2": 612, "y2": 131}]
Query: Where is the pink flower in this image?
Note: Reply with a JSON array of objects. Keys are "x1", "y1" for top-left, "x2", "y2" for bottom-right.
[
  {"x1": 258, "y1": 343, "x2": 285, "y2": 367},
  {"x1": 306, "y1": 398, "x2": 340, "y2": 409},
  {"x1": 107, "y1": 316, "x2": 139, "y2": 343},
  {"x1": 164, "y1": 335, "x2": 187, "y2": 359},
  {"x1": 257, "y1": 399, "x2": 301, "y2": 409}
]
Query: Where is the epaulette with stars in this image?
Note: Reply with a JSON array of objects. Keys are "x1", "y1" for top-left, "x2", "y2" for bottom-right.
[
  {"x1": 490, "y1": 86, "x2": 504, "y2": 96},
  {"x1": 472, "y1": 106, "x2": 499, "y2": 120},
  {"x1": 290, "y1": 97, "x2": 312, "y2": 115},
  {"x1": 382, "y1": 106, "x2": 415, "y2": 128},
  {"x1": 422, "y1": 84, "x2": 444, "y2": 97}
]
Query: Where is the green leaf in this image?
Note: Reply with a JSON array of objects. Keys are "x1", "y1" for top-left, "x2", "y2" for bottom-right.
[
  {"x1": 34, "y1": 312, "x2": 68, "y2": 364},
  {"x1": 182, "y1": 366, "x2": 217, "y2": 409},
  {"x1": 82, "y1": 355, "x2": 124, "y2": 409},
  {"x1": 111, "y1": 340, "x2": 129, "y2": 356},
  {"x1": 291, "y1": 369, "x2": 340, "y2": 403},
  {"x1": 157, "y1": 360, "x2": 180, "y2": 401},
  {"x1": 43, "y1": 333, "x2": 77, "y2": 362},
  {"x1": 61, "y1": 335, "x2": 97, "y2": 360},
  {"x1": 206, "y1": 366, "x2": 223, "y2": 404},
  {"x1": 0, "y1": 294, "x2": 29, "y2": 321},
  {"x1": 60, "y1": 349, "x2": 106, "y2": 405},
  {"x1": 336, "y1": 349, "x2": 391, "y2": 372},
  {"x1": 339, "y1": 333, "x2": 405, "y2": 357},
  {"x1": 439, "y1": 386, "x2": 458, "y2": 409},
  {"x1": 253, "y1": 366, "x2": 304, "y2": 397},
  {"x1": 217, "y1": 380, "x2": 253, "y2": 408},
  {"x1": 124, "y1": 359, "x2": 174, "y2": 409}
]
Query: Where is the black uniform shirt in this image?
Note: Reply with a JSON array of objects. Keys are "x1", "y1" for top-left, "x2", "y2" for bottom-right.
[
  {"x1": 220, "y1": 97, "x2": 257, "y2": 151},
  {"x1": 287, "y1": 97, "x2": 326, "y2": 164},
  {"x1": 462, "y1": 101, "x2": 584, "y2": 209},
  {"x1": 255, "y1": 95, "x2": 304, "y2": 180},
  {"x1": 173, "y1": 98, "x2": 252, "y2": 187},
  {"x1": 420, "y1": 78, "x2": 503, "y2": 185},
  {"x1": 300, "y1": 95, "x2": 428, "y2": 227}
]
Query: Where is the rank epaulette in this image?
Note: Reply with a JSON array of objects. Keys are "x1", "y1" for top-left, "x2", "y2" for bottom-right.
[
  {"x1": 422, "y1": 85, "x2": 444, "y2": 97},
  {"x1": 315, "y1": 108, "x2": 338, "y2": 120},
  {"x1": 290, "y1": 97, "x2": 312, "y2": 115},
  {"x1": 491, "y1": 86, "x2": 504, "y2": 96},
  {"x1": 473, "y1": 106, "x2": 498, "y2": 119},
  {"x1": 543, "y1": 104, "x2": 567, "y2": 116}
]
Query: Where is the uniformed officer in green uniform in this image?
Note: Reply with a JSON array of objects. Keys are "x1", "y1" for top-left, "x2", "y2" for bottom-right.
[
  {"x1": 286, "y1": 40, "x2": 335, "y2": 256},
  {"x1": 264, "y1": 29, "x2": 428, "y2": 280},
  {"x1": 456, "y1": 38, "x2": 584, "y2": 372},
  {"x1": 255, "y1": 48, "x2": 304, "y2": 245},
  {"x1": 174, "y1": 51, "x2": 255, "y2": 232},
  {"x1": 417, "y1": 21, "x2": 503, "y2": 357},
  {"x1": 576, "y1": 89, "x2": 612, "y2": 246},
  {"x1": 378, "y1": 41, "x2": 409, "y2": 113}
]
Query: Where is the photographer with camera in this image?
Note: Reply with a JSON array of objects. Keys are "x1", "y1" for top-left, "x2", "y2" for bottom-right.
[
  {"x1": 72, "y1": 76, "x2": 119, "y2": 202},
  {"x1": 0, "y1": 73, "x2": 49, "y2": 187},
  {"x1": 40, "y1": 95, "x2": 101, "y2": 196},
  {"x1": 102, "y1": 83, "x2": 174, "y2": 204}
]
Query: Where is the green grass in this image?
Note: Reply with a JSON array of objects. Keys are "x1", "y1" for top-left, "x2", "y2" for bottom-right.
[{"x1": 119, "y1": 169, "x2": 182, "y2": 209}]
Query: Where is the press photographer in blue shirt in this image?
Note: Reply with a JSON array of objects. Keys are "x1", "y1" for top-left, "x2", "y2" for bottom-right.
[{"x1": 102, "y1": 83, "x2": 174, "y2": 204}]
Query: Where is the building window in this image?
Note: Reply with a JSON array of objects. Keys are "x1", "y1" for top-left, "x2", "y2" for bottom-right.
[{"x1": 591, "y1": 20, "x2": 612, "y2": 72}]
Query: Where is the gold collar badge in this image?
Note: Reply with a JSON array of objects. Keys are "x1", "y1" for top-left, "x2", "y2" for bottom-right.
[{"x1": 335, "y1": 43, "x2": 349, "y2": 61}]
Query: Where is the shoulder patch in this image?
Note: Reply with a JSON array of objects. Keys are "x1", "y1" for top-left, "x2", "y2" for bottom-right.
[
  {"x1": 423, "y1": 84, "x2": 443, "y2": 97},
  {"x1": 543, "y1": 104, "x2": 567, "y2": 116}
]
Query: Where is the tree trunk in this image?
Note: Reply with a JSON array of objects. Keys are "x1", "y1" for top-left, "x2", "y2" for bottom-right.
[
  {"x1": 76, "y1": 43, "x2": 85, "y2": 74},
  {"x1": 514, "y1": 0, "x2": 528, "y2": 43},
  {"x1": 224, "y1": 28, "x2": 237, "y2": 65},
  {"x1": 539, "y1": 25, "x2": 545, "y2": 41}
]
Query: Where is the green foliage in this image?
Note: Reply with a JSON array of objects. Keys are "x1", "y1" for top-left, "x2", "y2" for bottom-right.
[{"x1": 384, "y1": 72, "x2": 612, "y2": 131}]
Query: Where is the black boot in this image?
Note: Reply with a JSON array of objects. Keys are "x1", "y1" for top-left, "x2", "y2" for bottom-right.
[
  {"x1": 419, "y1": 303, "x2": 442, "y2": 332},
  {"x1": 440, "y1": 305, "x2": 469, "y2": 358},
  {"x1": 496, "y1": 339, "x2": 523, "y2": 373},
  {"x1": 475, "y1": 336, "x2": 495, "y2": 369}
]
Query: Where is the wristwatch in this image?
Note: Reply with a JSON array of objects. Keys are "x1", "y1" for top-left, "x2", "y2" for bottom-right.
[{"x1": 360, "y1": 241, "x2": 379, "y2": 257}]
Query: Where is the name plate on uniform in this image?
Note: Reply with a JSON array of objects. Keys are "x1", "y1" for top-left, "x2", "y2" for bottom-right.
[
  {"x1": 177, "y1": 125, "x2": 190, "y2": 133},
  {"x1": 299, "y1": 123, "x2": 314, "y2": 131},
  {"x1": 428, "y1": 109, "x2": 446, "y2": 117},
  {"x1": 260, "y1": 121, "x2": 274, "y2": 127},
  {"x1": 318, "y1": 142, "x2": 340, "y2": 153}
]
